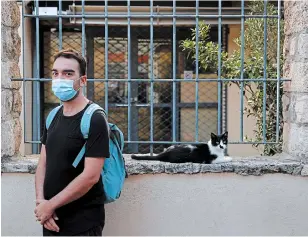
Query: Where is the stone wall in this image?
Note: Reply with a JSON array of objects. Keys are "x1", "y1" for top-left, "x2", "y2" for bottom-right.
[
  {"x1": 1, "y1": 1, "x2": 22, "y2": 160},
  {"x1": 283, "y1": 0, "x2": 308, "y2": 162}
]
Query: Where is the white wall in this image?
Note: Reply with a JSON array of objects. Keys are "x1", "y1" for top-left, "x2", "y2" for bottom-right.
[{"x1": 2, "y1": 173, "x2": 308, "y2": 236}]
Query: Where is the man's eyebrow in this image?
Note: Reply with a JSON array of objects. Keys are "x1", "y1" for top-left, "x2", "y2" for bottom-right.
[
  {"x1": 51, "y1": 69, "x2": 76, "y2": 73},
  {"x1": 63, "y1": 69, "x2": 75, "y2": 73}
]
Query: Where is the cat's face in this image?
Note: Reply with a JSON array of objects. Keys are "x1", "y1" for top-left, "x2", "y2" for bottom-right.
[{"x1": 210, "y1": 131, "x2": 228, "y2": 150}]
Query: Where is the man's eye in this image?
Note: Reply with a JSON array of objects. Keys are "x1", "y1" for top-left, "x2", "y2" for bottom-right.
[
  {"x1": 52, "y1": 72, "x2": 57, "y2": 76},
  {"x1": 65, "y1": 72, "x2": 73, "y2": 76}
]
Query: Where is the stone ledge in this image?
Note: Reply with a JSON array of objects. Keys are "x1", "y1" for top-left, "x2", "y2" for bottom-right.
[{"x1": 2, "y1": 153, "x2": 307, "y2": 177}]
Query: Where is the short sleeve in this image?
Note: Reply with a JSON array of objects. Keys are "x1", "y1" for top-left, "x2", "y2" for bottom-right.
[{"x1": 85, "y1": 110, "x2": 110, "y2": 158}]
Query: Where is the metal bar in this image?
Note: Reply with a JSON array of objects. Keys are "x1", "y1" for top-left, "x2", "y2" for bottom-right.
[
  {"x1": 130, "y1": 30, "x2": 139, "y2": 153},
  {"x1": 45, "y1": 102, "x2": 218, "y2": 109},
  {"x1": 240, "y1": 0, "x2": 245, "y2": 142},
  {"x1": 81, "y1": 0, "x2": 85, "y2": 57},
  {"x1": 12, "y1": 78, "x2": 292, "y2": 82},
  {"x1": 35, "y1": 0, "x2": 41, "y2": 153},
  {"x1": 126, "y1": 141, "x2": 282, "y2": 145},
  {"x1": 86, "y1": 32, "x2": 94, "y2": 101},
  {"x1": 58, "y1": 0, "x2": 63, "y2": 107},
  {"x1": 24, "y1": 140, "x2": 281, "y2": 145},
  {"x1": 127, "y1": 0, "x2": 132, "y2": 146},
  {"x1": 222, "y1": 25, "x2": 228, "y2": 151},
  {"x1": 123, "y1": 141, "x2": 282, "y2": 145},
  {"x1": 276, "y1": 0, "x2": 281, "y2": 143},
  {"x1": 150, "y1": 0, "x2": 154, "y2": 154},
  {"x1": 195, "y1": 0, "x2": 199, "y2": 141},
  {"x1": 105, "y1": 0, "x2": 109, "y2": 116},
  {"x1": 81, "y1": 0, "x2": 86, "y2": 95},
  {"x1": 217, "y1": 0, "x2": 222, "y2": 135},
  {"x1": 172, "y1": 0, "x2": 176, "y2": 142},
  {"x1": 263, "y1": 0, "x2": 268, "y2": 142},
  {"x1": 21, "y1": 0, "x2": 26, "y2": 145},
  {"x1": 23, "y1": 14, "x2": 280, "y2": 19},
  {"x1": 58, "y1": 0, "x2": 62, "y2": 50},
  {"x1": 104, "y1": 103, "x2": 218, "y2": 108}
]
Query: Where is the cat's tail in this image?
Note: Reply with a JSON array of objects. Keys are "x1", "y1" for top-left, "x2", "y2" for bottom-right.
[{"x1": 131, "y1": 153, "x2": 166, "y2": 161}]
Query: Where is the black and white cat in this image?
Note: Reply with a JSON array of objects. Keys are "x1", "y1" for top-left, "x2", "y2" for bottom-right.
[{"x1": 131, "y1": 131, "x2": 232, "y2": 164}]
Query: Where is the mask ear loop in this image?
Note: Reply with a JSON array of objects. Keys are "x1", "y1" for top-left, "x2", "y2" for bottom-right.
[{"x1": 74, "y1": 76, "x2": 84, "y2": 93}]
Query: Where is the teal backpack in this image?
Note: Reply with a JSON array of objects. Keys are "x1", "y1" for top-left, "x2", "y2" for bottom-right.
[{"x1": 46, "y1": 103, "x2": 127, "y2": 204}]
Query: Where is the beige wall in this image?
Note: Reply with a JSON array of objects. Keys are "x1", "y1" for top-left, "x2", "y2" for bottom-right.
[
  {"x1": 180, "y1": 73, "x2": 218, "y2": 142},
  {"x1": 227, "y1": 24, "x2": 261, "y2": 156},
  {"x1": 2, "y1": 173, "x2": 308, "y2": 236}
]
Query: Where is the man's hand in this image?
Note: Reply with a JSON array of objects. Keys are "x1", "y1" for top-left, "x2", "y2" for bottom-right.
[
  {"x1": 34, "y1": 199, "x2": 56, "y2": 224},
  {"x1": 43, "y1": 213, "x2": 60, "y2": 233},
  {"x1": 35, "y1": 199, "x2": 60, "y2": 232}
]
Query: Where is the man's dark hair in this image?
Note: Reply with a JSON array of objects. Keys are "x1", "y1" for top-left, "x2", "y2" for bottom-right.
[{"x1": 53, "y1": 49, "x2": 87, "y2": 76}]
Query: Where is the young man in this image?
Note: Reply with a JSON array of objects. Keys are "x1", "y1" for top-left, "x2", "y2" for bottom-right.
[{"x1": 34, "y1": 49, "x2": 110, "y2": 236}]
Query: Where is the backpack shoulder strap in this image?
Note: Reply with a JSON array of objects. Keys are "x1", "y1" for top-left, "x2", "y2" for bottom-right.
[
  {"x1": 46, "y1": 105, "x2": 63, "y2": 130},
  {"x1": 80, "y1": 103, "x2": 104, "y2": 139},
  {"x1": 72, "y1": 103, "x2": 104, "y2": 168}
]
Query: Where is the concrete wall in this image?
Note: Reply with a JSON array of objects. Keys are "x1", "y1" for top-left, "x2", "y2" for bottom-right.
[{"x1": 2, "y1": 173, "x2": 308, "y2": 236}]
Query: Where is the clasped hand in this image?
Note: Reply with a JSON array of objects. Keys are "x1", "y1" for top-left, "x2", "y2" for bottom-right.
[{"x1": 35, "y1": 199, "x2": 59, "y2": 232}]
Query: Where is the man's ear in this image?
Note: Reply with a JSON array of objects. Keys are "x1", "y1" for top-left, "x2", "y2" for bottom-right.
[{"x1": 80, "y1": 75, "x2": 87, "y2": 86}]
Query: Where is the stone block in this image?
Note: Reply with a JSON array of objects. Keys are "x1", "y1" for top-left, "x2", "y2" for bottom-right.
[
  {"x1": 126, "y1": 160, "x2": 165, "y2": 175},
  {"x1": 1, "y1": 89, "x2": 13, "y2": 122},
  {"x1": 284, "y1": 0, "x2": 308, "y2": 36},
  {"x1": 301, "y1": 165, "x2": 308, "y2": 176},
  {"x1": 14, "y1": 118, "x2": 22, "y2": 155},
  {"x1": 200, "y1": 164, "x2": 222, "y2": 173},
  {"x1": 1, "y1": 26, "x2": 21, "y2": 62},
  {"x1": 287, "y1": 93, "x2": 308, "y2": 123},
  {"x1": 289, "y1": 36, "x2": 297, "y2": 56},
  {"x1": 282, "y1": 93, "x2": 290, "y2": 123},
  {"x1": 289, "y1": 62, "x2": 308, "y2": 93},
  {"x1": 12, "y1": 89, "x2": 22, "y2": 118},
  {"x1": 1, "y1": 119, "x2": 17, "y2": 159},
  {"x1": 283, "y1": 122, "x2": 308, "y2": 160},
  {"x1": 1, "y1": 1, "x2": 20, "y2": 28},
  {"x1": 165, "y1": 163, "x2": 195, "y2": 174},
  {"x1": 283, "y1": 62, "x2": 291, "y2": 83},
  {"x1": 292, "y1": 93, "x2": 308, "y2": 124},
  {"x1": 297, "y1": 34, "x2": 308, "y2": 60},
  {"x1": 1, "y1": 61, "x2": 22, "y2": 89}
]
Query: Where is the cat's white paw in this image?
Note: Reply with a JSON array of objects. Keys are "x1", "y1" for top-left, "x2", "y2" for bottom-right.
[{"x1": 224, "y1": 156, "x2": 233, "y2": 162}]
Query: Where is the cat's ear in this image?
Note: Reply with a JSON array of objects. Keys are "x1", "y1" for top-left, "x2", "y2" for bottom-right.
[
  {"x1": 222, "y1": 131, "x2": 228, "y2": 138},
  {"x1": 211, "y1": 133, "x2": 217, "y2": 140}
]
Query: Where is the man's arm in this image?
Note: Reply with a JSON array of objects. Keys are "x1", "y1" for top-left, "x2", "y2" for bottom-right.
[
  {"x1": 48, "y1": 157, "x2": 105, "y2": 210},
  {"x1": 35, "y1": 145, "x2": 47, "y2": 200}
]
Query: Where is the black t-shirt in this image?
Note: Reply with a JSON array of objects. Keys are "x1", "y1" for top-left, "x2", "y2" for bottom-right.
[{"x1": 41, "y1": 102, "x2": 110, "y2": 235}]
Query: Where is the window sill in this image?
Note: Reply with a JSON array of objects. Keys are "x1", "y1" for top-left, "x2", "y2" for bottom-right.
[{"x1": 1, "y1": 154, "x2": 308, "y2": 177}]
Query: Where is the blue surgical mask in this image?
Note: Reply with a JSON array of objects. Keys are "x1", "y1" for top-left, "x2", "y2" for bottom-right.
[{"x1": 52, "y1": 78, "x2": 81, "y2": 102}]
